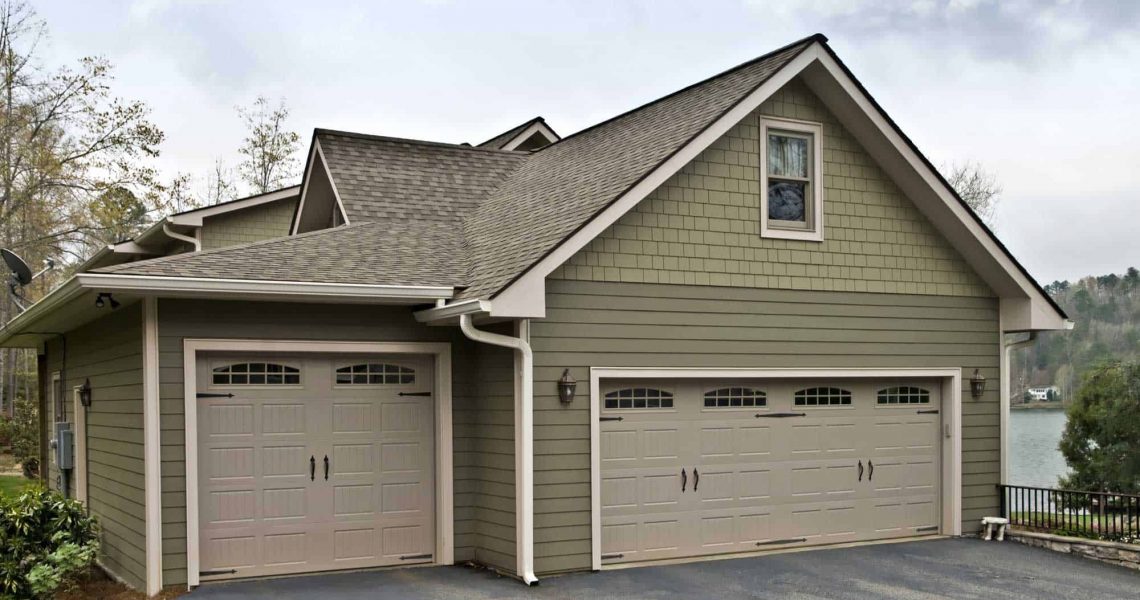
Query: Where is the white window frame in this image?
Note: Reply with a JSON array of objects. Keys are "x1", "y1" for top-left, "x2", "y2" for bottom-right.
[{"x1": 759, "y1": 116, "x2": 824, "y2": 242}]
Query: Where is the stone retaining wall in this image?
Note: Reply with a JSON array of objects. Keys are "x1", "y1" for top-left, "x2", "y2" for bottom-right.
[{"x1": 1007, "y1": 529, "x2": 1140, "y2": 570}]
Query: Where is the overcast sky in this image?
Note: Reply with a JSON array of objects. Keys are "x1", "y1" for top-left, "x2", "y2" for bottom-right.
[{"x1": 35, "y1": 0, "x2": 1140, "y2": 284}]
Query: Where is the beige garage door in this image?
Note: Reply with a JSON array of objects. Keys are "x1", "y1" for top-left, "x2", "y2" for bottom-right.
[
  {"x1": 600, "y1": 378, "x2": 940, "y2": 564},
  {"x1": 197, "y1": 353, "x2": 435, "y2": 580}
]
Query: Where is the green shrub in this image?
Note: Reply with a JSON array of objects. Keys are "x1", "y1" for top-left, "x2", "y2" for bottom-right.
[
  {"x1": 0, "y1": 487, "x2": 98, "y2": 599},
  {"x1": 0, "y1": 393, "x2": 41, "y2": 479}
]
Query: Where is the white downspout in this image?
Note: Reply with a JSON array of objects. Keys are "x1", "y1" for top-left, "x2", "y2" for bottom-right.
[
  {"x1": 458, "y1": 314, "x2": 538, "y2": 585},
  {"x1": 1000, "y1": 331, "x2": 1036, "y2": 485},
  {"x1": 163, "y1": 220, "x2": 201, "y2": 251}
]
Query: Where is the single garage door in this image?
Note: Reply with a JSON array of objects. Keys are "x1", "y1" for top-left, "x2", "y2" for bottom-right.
[
  {"x1": 197, "y1": 353, "x2": 435, "y2": 580},
  {"x1": 600, "y1": 378, "x2": 941, "y2": 565}
]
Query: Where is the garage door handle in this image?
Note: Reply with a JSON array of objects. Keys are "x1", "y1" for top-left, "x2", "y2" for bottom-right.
[
  {"x1": 857, "y1": 460, "x2": 863, "y2": 481},
  {"x1": 681, "y1": 468, "x2": 687, "y2": 492},
  {"x1": 324, "y1": 455, "x2": 330, "y2": 480},
  {"x1": 310, "y1": 456, "x2": 316, "y2": 481},
  {"x1": 693, "y1": 468, "x2": 699, "y2": 491},
  {"x1": 868, "y1": 460, "x2": 874, "y2": 481}
]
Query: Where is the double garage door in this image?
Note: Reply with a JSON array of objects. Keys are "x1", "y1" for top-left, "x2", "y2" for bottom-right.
[
  {"x1": 196, "y1": 353, "x2": 435, "y2": 580},
  {"x1": 601, "y1": 378, "x2": 942, "y2": 564}
]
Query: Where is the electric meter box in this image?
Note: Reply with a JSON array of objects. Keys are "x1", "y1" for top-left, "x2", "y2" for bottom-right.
[{"x1": 54, "y1": 421, "x2": 74, "y2": 470}]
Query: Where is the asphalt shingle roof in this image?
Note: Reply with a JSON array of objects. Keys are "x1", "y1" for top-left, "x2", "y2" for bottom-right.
[
  {"x1": 96, "y1": 221, "x2": 468, "y2": 287},
  {"x1": 100, "y1": 36, "x2": 816, "y2": 296}
]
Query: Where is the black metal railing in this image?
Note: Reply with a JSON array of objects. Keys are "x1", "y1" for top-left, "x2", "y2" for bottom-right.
[{"x1": 998, "y1": 484, "x2": 1140, "y2": 542}]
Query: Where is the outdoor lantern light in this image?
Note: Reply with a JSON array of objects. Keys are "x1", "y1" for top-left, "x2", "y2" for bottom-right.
[
  {"x1": 78, "y1": 379, "x2": 92, "y2": 407},
  {"x1": 970, "y1": 369, "x2": 986, "y2": 399},
  {"x1": 557, "y1": 369, "x2": 577, "y2": 404}
]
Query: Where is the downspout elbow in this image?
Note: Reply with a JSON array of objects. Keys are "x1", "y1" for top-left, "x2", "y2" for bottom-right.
[{"x1": 162, "y1": 221, "x2": 201, "y2": 252}]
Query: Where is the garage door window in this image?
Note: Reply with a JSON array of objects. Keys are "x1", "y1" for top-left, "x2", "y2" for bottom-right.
[
  {"x1": 703, "y1": 387, "x2": 766, "y2": 408},
  {"x1": 212, "y1": 362, "x2": 300, "y2": 385},
  {"x1": 604, "y1": 388, "x2": 673, "y2": 409},
  {"x1": 793, "y1": 386, "x2": 851, "y2": 407},
  {"x1": 876, "y1": 386, "x2": 930, "y2": 405},
  {"x1": 335, "y1": 363, "x2": 415, "y2": 385}
]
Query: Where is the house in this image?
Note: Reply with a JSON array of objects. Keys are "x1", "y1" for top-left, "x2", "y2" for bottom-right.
[
  {"x1": 0, "y1": 34, "x2": 1069, "y2": 595},
  {"x1": 1026, "y1": 386, "x2": 1059, "y2": 401}
]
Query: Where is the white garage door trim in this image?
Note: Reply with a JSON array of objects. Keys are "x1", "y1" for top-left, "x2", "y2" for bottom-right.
[
  {"x1": 588, "y1": 367, "x2": 962, "y2": 570},
  {"x1": 183, "y1": 338, "x2": 453, "y2": 587}
]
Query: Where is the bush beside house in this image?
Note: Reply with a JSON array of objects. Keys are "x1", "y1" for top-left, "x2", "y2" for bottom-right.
[{"x1": 0, "y1": 487, "x2": 98, "y2": 599}]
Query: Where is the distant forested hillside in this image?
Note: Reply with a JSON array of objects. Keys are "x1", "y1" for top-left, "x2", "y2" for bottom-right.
[{"x1": 1012, "y1": 268, "x2": 1140, "y2": 401}]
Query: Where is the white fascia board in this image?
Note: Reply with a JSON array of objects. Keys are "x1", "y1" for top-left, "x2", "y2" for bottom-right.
[
  {"x1": 77, "y1": 273, "x2": 454, "y2": 302},
  {"x1": 414, "y1": 299, "x2": 491, "y2": 323},
  {"x1": 490, "y1": 45, "x2": 825, "y2": 319},
  {"x1": 799, "y1": 52, "x2": 1066, "y2": 331},
  {"x1": 170, "y1": 185, "x2": 301, "y2": 227},
  {"x1": 501, "y1": 121, "x2": 560, "y2": 151}
]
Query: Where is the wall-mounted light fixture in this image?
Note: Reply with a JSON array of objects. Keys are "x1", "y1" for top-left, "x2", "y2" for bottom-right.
[
  {"x1": 557, "y1": 369, "x2": 577, "y2": 404},
  {"x1": 94, "y1": 293, "x2": 120, "y2": 309},
  {"x1": 78, "y1": 379, "x2": 92, "y2": 407},
  {"x1": 970, "y1": 369, "x2": 986, "y2": 399}
]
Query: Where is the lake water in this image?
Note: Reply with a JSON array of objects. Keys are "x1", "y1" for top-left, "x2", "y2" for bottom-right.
[{"x1": 1008, "y1": 408, "x2": 1070, "y2": 489}]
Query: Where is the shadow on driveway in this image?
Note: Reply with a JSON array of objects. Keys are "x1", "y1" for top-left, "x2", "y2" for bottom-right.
[{"x1": 188, "y1": 538, "x2": 1139, "y2": 599}]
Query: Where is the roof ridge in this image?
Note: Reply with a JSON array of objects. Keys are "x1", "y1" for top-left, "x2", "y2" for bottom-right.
[
  {"x1": 170, "y1": 184, "x2": 301, "y2": 218},
  {"x1": 315, "y1": 128, "x2": 528, "y2": 154},
  {"x1": 96, "y1": 222, "x2": 381, "y2": 274},
  {"x1": 532, "y1": 33, "x2": 826, "y2": 154}
]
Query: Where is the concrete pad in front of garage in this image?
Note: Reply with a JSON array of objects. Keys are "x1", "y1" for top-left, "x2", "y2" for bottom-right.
[{"x1": 187, "y1": 538, "x2": 1140, "y2": 599}]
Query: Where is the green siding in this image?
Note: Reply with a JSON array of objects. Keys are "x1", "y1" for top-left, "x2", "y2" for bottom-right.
[
  {"x1": 551, "y1": 77, "x2": 991, "y2": 298},
  {"x1": 44, "y1": 304, "x2": 147, "y2": 590},
  {"x1": 155, "y1": 299, "x2": 515, "y2": 584},
  {"x1": 529, "y1": 280, "x2": 1001, "y2": 574},
  {"x1": 199, "y1": 197, "x2": 297, "y2": 250}
]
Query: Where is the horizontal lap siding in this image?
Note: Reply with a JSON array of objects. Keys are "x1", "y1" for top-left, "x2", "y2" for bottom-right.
[
  {"x1": 199, "y1": 197, "x2": 297, "y2": 250},
  {"x1": 455, "y1": 332, "x2": 516, "y2": 573},
  {"x1": 529, "y1": 280, "x2": 1000, "y2": 574},
  {"x1": 46, "y1": 304, "x2": 147, "y2": 590},
  {"x1": 155, "y1": 300, "x2": 507, "y2": 585}
]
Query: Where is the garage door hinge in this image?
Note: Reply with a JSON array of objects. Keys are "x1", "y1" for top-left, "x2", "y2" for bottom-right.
[
  {"x1": 199, "y1": 569, "x2": 238, "y2": 577},
  {"x1": 398, "y1": 392, "x2": 432, "y2": 397},
  {"x1": 196, "y1": 392, "x2": 235, "y2": 399},
  {"x1": 399, "y1": 553, "x2": 432, "y2": 561},
  {"x1": 916, "y1": 409, "x2": 939, "y2": 414},
  {"x1": 599, "y1": 416, "x2": 624, "y2": 422},
  {"x1": 755, "y1": 412, "x2": 806, "y2": 418},
  {"x1": 916, "y1": 526, "x2": 939, "y2": 533},
  {"x1": 601, "y1": 553, "x2": 624, "y2": 560},
  {"x1": 756, "y1": 537, "x2": 806, "y2": 546}
]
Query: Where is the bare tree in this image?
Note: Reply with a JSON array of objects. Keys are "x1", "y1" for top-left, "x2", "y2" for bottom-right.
[
  {"x1": 204, "y1": 158, "x2": 237, "y2": 205},
  {"x1": 945, "y1": 161, "x2": 1002, "y2": 229},
  {"x1": 236, "y1": 96, "x2": 300, "y2": 194}
]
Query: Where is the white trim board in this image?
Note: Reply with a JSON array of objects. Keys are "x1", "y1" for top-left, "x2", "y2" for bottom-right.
[
  {"x1": 143, "y1": 298, "x2": 163, "y2": 595},
  {"x1": 291, "y1": 138, "x2": 350, "y2": 234},
  {"x1": 587, "y1": 366, "x2": 963, "y2": 571},
  {"x1": 499, "y1": 121, "x2": 560, "y2": 151},
  {"x1": 181, "y1": 338, "x2": 454, "y2": 588}
]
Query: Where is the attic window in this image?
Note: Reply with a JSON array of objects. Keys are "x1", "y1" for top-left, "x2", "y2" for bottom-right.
[{"x1": 760, "y1": 117, "x2": 823, "y2": 242}]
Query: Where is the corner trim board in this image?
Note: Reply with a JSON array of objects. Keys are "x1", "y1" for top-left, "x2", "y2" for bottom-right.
[
  {"x1": 588, "y1": 366, "x2": 963, "y2": 570},
  {"x1": 143, "y1": 298, "x2": 163, "y2": 595},
  {"x1": 181, "y1": 338, "x2": 454, "y2": 588}
]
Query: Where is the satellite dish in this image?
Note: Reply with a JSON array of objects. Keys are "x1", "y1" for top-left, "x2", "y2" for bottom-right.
[
  {"x1": 1, "y1": 249, "x2": 32, "y2": 286},
  {"x1": 1, "y1": 248, "x2": 55, "y2": 313}
]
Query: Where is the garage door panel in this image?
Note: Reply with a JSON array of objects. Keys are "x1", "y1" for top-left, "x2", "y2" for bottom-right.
[
  {"x1": 601, "y1": 377, "x2": 942, "y2": 566},
  {"x1": 198, "y1": 353, "x2": 435, "y2": 580}
]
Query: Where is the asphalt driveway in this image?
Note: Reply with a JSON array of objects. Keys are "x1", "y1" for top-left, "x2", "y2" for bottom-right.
[{"x1": 189, "y1": 538, "x2": 1140, "y2": 599}]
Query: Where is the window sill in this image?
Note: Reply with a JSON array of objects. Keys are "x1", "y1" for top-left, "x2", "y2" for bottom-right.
[{"x1": 760, "y1": 225, "x2": 824, "y2": 242}]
